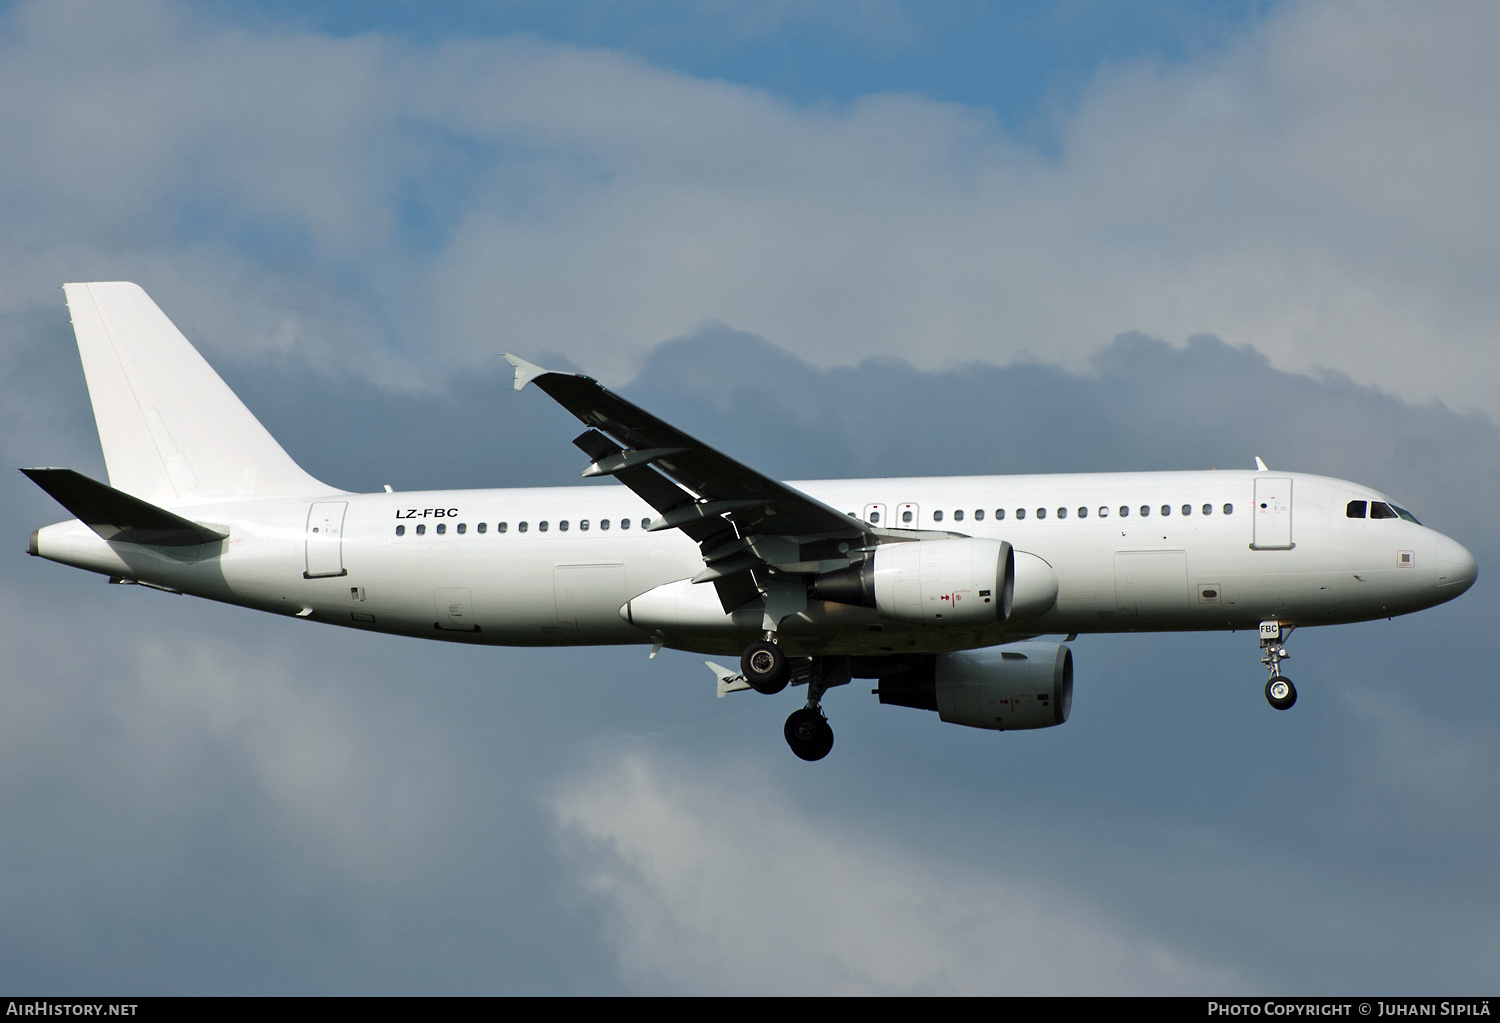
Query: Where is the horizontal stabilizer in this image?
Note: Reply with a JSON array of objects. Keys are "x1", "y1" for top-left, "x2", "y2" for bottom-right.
[{"x1": 21, "y1": 468, "x2": 228, "y2": 546}]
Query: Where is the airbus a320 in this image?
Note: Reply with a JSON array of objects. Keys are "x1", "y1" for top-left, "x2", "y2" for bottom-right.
[{"x1": 24, "y1": 284, "x2": 1478, "y2": 760}]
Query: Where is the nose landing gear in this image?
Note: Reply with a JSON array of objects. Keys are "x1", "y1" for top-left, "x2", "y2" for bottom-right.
[{"x1": 1260, "y1": 620, "x2": 1297, "y2": 710}]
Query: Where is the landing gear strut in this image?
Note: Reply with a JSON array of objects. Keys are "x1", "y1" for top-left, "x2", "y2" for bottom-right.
[
  {"x1": 1260, "y1": 620, "x2": 1297, "y2": 710},
  {"x1": 781, "y1": 657, "x2": 849, "y2": 762}
]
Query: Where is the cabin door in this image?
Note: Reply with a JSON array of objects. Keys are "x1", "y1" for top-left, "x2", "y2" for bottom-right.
[
  {"x1": 1252, "y1": 478, "x2": 1294, "y2": 550},
  {"x1": 304, "y1": 502, "x2": 348, "y2": 578}
]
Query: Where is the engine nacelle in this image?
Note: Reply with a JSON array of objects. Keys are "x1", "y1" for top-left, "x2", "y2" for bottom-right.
[
  {"x1": 813, "y1": 538, "x2": 1014, "y2": 626},
  {"x1": 877, "y1": 641, "x2": 1073, "y2": 731}
]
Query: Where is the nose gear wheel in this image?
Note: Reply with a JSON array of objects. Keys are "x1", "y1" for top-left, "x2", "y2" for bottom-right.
[{"x1": 1259, "y1": 621, "x2": 1297, "y2": 710}]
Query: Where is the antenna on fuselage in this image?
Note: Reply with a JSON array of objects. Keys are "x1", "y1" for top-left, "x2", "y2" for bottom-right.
[{"x1": 1254, "y1": 456, "x2": 1269, "y2": 471}]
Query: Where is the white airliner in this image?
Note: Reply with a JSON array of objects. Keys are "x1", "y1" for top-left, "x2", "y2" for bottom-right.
[{"x1": 25, "y1": 283, "x2": 1478, "y2": 760}]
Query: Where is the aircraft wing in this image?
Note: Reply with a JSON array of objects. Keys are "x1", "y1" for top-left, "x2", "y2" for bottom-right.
[{"x1": 506, "y1": 355, "x2": 884, "y2": 608}]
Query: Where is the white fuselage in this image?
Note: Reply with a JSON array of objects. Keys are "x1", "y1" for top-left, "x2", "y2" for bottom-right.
[{"x1": 33, "y1": 469, "x2": 1476, "y2": 658}]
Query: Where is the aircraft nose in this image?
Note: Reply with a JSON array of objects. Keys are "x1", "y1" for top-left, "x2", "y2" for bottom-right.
[{"x1": 1433, "y1": 534, "x2": 1478, "y2": 595}]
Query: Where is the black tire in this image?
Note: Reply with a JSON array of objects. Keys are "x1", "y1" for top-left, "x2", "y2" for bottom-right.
[
  {"x1": 742, "y1": 640, "x2": 789, "y2": 694},
  {"x1": 784, "y1": 707, "x2": 834, "y2": 762},
  {"x1": 1265, "y1": 675, "x2": 1297, "y2": 711}
]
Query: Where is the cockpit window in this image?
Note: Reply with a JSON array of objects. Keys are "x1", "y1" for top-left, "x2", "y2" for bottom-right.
[
  {"x1": 1346, "y1": 500, "x2": 1367, "y2": 519},
  {"x1": 1370, "y1": 502, "x2": 1398, "y2": 519},
  {"x1": 1393, "y1": 506, "x2": 1421, "y2": 524}
]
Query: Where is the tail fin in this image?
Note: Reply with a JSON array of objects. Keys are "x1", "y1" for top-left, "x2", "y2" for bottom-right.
[{"x1": 63, "y1": 282, "x2": 333, "y2": 505}]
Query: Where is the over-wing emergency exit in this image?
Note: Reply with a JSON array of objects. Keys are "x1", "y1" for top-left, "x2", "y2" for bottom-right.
[{"x1": 25, "y1": 284, "x2": 1478, "y2": 759}]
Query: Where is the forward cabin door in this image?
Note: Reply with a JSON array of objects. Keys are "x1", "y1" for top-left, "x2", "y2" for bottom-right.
[
  {"x1": 304, "y1": 502, "x2": 348, "y2": 578},
  {"x1": 1252, "y1": 478, "x2": 1294, "y2": 550}
]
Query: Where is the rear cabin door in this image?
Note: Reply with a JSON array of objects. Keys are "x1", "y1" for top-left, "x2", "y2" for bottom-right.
[
  {"x1": 304, "y1": 502, "x2": 348, "y2": 578},
  {"x1": 1252, "y1": 478, "x2": 1294, "y2": 550}
]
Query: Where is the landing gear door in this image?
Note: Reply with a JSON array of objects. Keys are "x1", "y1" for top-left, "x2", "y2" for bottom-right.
[
  {"x1": 863, "y1": 503, "x2": 887, "y2": 527},
  {"x1": 1252, "y1": 478, "x2": 1294, "y2": 550},
  {"x1": 305, "y1": 502, "x2": 348, "y2": 578}
]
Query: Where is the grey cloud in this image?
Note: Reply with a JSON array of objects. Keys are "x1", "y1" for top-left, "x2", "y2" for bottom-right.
[
  {"x1": 3, "y1": 1, "x2": 1500, "y2": 413},
  {"x1": 552, "y1": 749, "x2": 1244, "y2": 994}
]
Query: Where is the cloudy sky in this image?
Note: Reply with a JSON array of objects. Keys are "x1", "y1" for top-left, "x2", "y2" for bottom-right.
[{"x1": 2, "y1": 0, "x2": 1497, "y2": 994}]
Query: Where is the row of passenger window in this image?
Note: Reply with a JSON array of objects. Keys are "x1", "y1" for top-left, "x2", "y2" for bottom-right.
[
  {"x1": 395, "y1": 517, "x2": 653, "y2": 537},
  {"x1": 867, "y1": 503, "x2": 1234, "y2": 525}
]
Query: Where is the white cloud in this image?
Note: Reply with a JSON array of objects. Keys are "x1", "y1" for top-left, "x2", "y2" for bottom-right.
[
  {"x1": 552, "y1": 750, "x2": 1241, "y2": 994},
  {"x1": 0, "y1": 588, "x2": 456, "y2": 885},
  {"x1": 1, "y1": 0, "x2": 1497, "y2": 412}
]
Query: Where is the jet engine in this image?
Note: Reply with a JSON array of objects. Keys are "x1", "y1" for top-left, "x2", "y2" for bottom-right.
[
  {"x1": 876, "y1": 641, "x2": 1073, "y2": 731},
  {"x1": 811, "y1": 538, "x2": 1014, "y2": 626}
]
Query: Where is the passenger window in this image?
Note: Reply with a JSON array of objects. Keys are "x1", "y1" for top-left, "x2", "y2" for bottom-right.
[
  {"x1": 1119, "y1": 506, "x2": 1129, "y2": 517},
  {"x1": 518, "y1": 522, "x2": 527, "y2": 532},
  {"x1": 869, "y1": 510, "x2": 881, "y2": 524},
  {"x1": 436, "y1": 523, "x2": 446, "y2": 535},
  {"x1": 1202, "y1": 504, "x2": 1212, "y2": 516},
  {"x1": 995, "y1": 509, "x2": 1005, "y2": 520},
  {"x1": 974, "y1": 509, "x2": 984, "y2": 521},
  {"x1": 498, "y1": 522, "x2": 508, "y2": 533},
  {"x1": 1099, "y1": 506, "x2": 1110, "y2": 518},
  {"x1": 1182, "y1": 504, "x2": 1191, "y2": 516},
  {"x1": 1346, "y1": 500, "x2": 1368, "y2": 518},
  {"x1": 1140, "y1": 505, "x2": 1150, "y2": 517},
  {"x1": 641, "y1": 518, "x2": 651, "y2": 529},
  {"x1": 1222, "y1": 504, "x2": 1233, "y2": 515},
  {"x1": 1078, "y1": 506, "x2": 1088, "y2": 518},
  {"x1": 620, "y1": 519, "x2": 630, "y2": 529},
  {"x1": 1057, "y1": 507, "x2": 1067, "y2": 519},
  {"x1": 1161, "y1": 505, "x2": 1171, "y2": 516},
  {"x1": 1036, "y1": 508, "x2": 1047, "y2": 519},
  {"x1": 600, "y1": 518, "x2": 610, "y2": 530},
  {"x1": 902, "y1": 510, "x2": 913, "y2": 524},
  {"x1": 477, "y1": 522, "x2": 487, "y2": 534},
  {"x1": 559, "y1": 520, "x2": 569, "y2": 531},
  {"x1": 395, "y1": 525, "x2": 405, "y2": 536},
  {"x1": 539, "y1": 521, "x2": 549, "y2": 532},
  {"x1": 580, "y1": 519, "x2": 590, "y2": 531},
  {"x1": 933, "y1": 510, "x2": 944, "y2": 522},
  {"x1": 415, "y1": 524, "x2": 426, "y2": 535},
  {"x1": 954, "y1": 509, "x2": 964, "y2": 522},
  {"x1": 457, "y1": 523, "x2": 467, "y2": 534},
  {"x1": 1015, "y1": 508, "x2": 1025, "y2": 520},
  {"x1": 1371, "y1": 502, "x2": 1398, "y2": 519}
]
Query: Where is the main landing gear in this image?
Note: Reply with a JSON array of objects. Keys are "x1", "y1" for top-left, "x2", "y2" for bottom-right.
[
  {"x1": 785, "y1": 706, "x2": 834, "y2": 761},
  {"x1": 738, "y1": 637, "x2": 847, "y2": 761},
  {"x1": 741, "y1": 637, "x2": 790, "y2": 694},
  {"x1": 1260, "y1": 620, "x2": 1297, "y2": 710}
]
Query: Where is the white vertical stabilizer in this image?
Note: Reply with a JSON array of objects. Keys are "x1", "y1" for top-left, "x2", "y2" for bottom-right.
[{"x1": 63, "y1": 282, "x2": 336, "y2": 506}]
